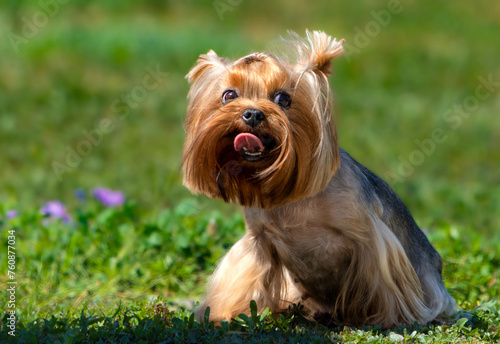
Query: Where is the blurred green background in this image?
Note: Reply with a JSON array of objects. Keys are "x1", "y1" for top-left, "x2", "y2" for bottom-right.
[{"x1": 1, "y1": 0, "x2": 499, "y2": 235}]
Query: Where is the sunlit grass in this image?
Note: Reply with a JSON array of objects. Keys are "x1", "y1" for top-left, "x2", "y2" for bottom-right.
[{"x1": 1, "y1": 197, "x2": 498, "y2": 342}]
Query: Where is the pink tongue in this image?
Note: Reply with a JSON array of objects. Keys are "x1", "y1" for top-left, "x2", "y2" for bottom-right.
[{"x1": 234, "y1": 133, "x2": 264, "y2": 153}]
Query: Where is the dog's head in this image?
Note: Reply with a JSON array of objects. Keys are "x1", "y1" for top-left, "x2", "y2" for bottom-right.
[{"x1": 182, "y1": 31, "x2": 344, "y2": 208}]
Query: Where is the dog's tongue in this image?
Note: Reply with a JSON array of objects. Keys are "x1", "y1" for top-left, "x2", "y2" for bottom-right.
[{"x1": 234, "y1": 133, "x2": 264, "y2": 153}]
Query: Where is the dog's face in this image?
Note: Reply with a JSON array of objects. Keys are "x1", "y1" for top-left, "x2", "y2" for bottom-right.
[{"x1": 183, "y1": 32, "x2": 344, "y2": 208}]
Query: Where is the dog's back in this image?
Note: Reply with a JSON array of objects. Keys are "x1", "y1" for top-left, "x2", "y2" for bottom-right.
[{"x1": 337, "y1": 148, "x2": 455, "y2": 320}]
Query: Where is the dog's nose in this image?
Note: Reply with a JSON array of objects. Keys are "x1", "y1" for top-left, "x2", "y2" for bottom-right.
[{"x1": 242, "y1": 109, "x2": 265, "y2": 127}]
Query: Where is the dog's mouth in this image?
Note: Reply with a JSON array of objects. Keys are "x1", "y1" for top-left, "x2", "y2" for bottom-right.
[{"x1": 234, "y1": 133, "x2": 274, "y2": 162}]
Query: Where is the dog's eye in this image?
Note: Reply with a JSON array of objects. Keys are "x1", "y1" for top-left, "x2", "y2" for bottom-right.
[
  {"x1": 273, "y1": 92, "x2": 291, "y2": 109},
  {"x1": 222, "y1": 90, "x2": 238, "y2": 104}
]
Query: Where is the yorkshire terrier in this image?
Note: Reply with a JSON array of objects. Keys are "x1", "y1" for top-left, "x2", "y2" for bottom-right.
[{"x1": 182, "y1": 30, "x2": 455, "y2": 328}]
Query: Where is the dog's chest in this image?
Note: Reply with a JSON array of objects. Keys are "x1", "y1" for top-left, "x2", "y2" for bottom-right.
[{"x1": 245, "y1": 207, "x2": 352, "y2": 293}]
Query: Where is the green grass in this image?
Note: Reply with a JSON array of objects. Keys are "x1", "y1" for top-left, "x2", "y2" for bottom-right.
[
  {"x1": 1, "y1": 0, "x2": 499, "y2": 342},
  {"x1": 0, "y1": 200, "x2": 499, "y2": 342}
]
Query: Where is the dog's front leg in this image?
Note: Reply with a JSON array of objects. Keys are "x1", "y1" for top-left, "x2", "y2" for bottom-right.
[{"x1": 195, "y1": 232, "x2": 287, "y2": 323}]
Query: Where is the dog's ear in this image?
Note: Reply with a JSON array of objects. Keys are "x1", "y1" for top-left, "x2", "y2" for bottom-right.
[
  {"x1": 186, "y1": 50, "x2": 227, "y2": 83},
  {"x1": 288, "y1": 30, "x2": 344, "y2": 76}
]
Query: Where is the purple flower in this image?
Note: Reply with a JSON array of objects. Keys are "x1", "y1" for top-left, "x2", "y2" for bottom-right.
[
  {"x1": 40, "y1": 201, "x2": 71, "y2": 223},
  {"x1": 75, "y1": 189, "x2": 86, "y2": 201},
  {"x1": 93, "y1": 187, "x2": 125, "y2": 207},
  {"x1": 6, "y1": 210, "x2": 18, "y2": 219}
]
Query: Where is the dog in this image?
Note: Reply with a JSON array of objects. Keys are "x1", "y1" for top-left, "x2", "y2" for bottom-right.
[{"x1": 182, "y1": 30, "x2": 455, "y2": 328}]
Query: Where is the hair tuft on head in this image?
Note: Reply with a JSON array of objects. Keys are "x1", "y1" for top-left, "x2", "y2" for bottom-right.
[{"x1": 283, "y1": 30, "x2": 344, "y2": 75}]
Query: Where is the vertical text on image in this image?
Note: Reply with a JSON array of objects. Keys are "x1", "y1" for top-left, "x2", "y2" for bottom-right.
[{"x1": 6, "y1": 228, "x2": 17, "y2": 336}]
